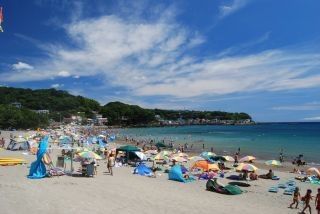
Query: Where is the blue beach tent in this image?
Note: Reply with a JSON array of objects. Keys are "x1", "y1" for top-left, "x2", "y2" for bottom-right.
[
  {"x1": 133, "y1": 163, "x2": 152, "y2": 176},
  {"x1": 28, "y1": 136, "x2": 49, "y2": 179},
  {"x1": 168, "y1": 165, "x2": 195, "y2": 183}
]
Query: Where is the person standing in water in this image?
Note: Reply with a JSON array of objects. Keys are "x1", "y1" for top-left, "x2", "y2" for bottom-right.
[{"x1": 279, "y1": 148, "x2": 284, "y2": 163}]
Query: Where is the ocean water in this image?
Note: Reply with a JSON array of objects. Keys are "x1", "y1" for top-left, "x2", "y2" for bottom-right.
[{"x1": 120, "y1": 123, "x2": 320, "y2": 164}]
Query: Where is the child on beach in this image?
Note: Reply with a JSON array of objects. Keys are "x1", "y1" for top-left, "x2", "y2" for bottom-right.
[
  {"x1": 316, "y1": 188, "x2": 320, "y2": 214},
  {"x1": 301, "y1": 189, "x2": 312, "y2": 214},
  {"x1": 289, "y1": 187, "x2": 300, "y2": 209}
]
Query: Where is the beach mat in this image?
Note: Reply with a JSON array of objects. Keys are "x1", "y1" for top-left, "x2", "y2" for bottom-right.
[{"x1": 268, "y1": 186, "x2": 278, "y2": 193}]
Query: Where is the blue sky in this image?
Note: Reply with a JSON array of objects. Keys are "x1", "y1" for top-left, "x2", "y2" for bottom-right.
[{"x1": 0, "y1": 0, "x2": 320, "y2": 122}]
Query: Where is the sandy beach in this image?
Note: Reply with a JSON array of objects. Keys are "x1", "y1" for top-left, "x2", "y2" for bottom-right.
[{"x1": 0, "y1": 131, "x2": 319, "y2": 214}]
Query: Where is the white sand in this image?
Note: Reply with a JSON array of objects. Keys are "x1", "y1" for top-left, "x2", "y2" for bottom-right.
[{"x1": 0, "y1": 131, "x2": 319, "y2": 214}]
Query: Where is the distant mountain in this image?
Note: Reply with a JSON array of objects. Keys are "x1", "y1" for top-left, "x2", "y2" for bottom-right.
[{"x1": 0, "y1": 87, "x2": 252, "y2": 128}]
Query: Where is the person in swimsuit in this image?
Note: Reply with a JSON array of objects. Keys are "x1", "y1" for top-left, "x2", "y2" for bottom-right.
[
  {"x1": 301, "y1": 189, "x2": 312, "y2": 214},
  {"x1": 315, "y1": 188, "x2": 320, "y2": 214},
  {"x1": 107, "y1": 153, "x2": 115, "y2": 176},
  {"x1": 289, "y1": 187, "x2": 300, "y2": 209}
]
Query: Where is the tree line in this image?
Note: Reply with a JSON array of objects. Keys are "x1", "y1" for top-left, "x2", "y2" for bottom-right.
[{"x1": 0, "y1": 87, "x2": 252, "y2": 129}]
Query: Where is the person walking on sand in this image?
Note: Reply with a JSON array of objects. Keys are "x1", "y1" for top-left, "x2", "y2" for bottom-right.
[
  {"x1": 107, "y1": 153, "x2": 115, "y2": 176},
  {"x1": 289, "y1": 187, "x2": 300, "y2": 209},
  {"x1": 316, "y1": 188, "x2": 320, "y2": 214},
  {"x1": 301, "y1": 189, "x2": 312, "y2": 214}
]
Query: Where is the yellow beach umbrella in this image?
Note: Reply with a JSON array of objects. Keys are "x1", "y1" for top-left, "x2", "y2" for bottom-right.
[
  {"x1": 78, "y1": 151, "x2": 102, "y2": 160},
  {"x1": 153, "y1": 151, "x2": 171, "y2": 161},
  {"x1": 239, "y1": 156, "x2": 256, "y2": 162},
  {"x1": 236, "y1": 163, "x2": 258, "y2": 172}
]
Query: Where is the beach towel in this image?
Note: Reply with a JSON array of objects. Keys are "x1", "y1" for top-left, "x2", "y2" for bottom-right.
[
  {"x1": 286, "y1": 180, "x2": 296, "y2": 186},
  {"x1": 272, "y1": 176, "x2": 280, "y2": 180},
  {"x1": 268, "y1": 186, "x2": 279, "y2": 193},
  {"x1": 28, "y1": 136, "x2": 49, "y2": 179},
  {"x1": 283, "y1": 186, "x2": 296, "y2": 195},
  {"x1": 278, "y1": 183, "x2": 287, "y2": 189}
]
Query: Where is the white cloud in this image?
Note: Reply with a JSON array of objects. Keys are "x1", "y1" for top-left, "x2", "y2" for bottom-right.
[
  {"x1": 51, "y1": 83, "x2": 63, "y2": 88},
  {"x1": 73, "y1": 75, "x2": 80, "y2": 79},
  {"x1": 1, "y1": 6, "x2": 320, "y2": 100},
  {"x1": 12, "y1": 62, "x2": 34, "y2": 70},
  {"x1": 57, "y1": 70, "x2": 71, "y2": 77},
  {"x1": 273, "y1": 102, "x2": 320, "y2": 111},
  {"x1": 219, "y1": 0, "x2": 250, "y2": 18},
  {"x1": 303, "y1": 116, "x2": 320, "y2": 121}
]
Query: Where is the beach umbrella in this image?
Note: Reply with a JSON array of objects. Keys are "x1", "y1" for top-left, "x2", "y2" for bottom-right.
[
  {"x1": 223, "y1": 156, "x2": 235, "y2": 162},
  {"x1": 200, "y1": 152, "x2": 216, "y2": 159},
  {"x1": 189, "y1": 156, "x2": 205, "y2": 161},
  {"x1": 191, "y1": 160, "x2": 220, "y2": 172},
  {"x1": 77, "y1": 151, "x2": 102, "y2": 160},
  {"x1": 210, "y1": 156, "x2": 227, "y2": 162},
  {"x1": 171, "y1": 156, "x2": 188, "y2": 163},
  {"x1": 306, "y1": 167, "x2": 320, "y2": 177},
  {"x1": 265, "y1": 160, "x2": 281, "y2": 166},
  {"x1": 134, "y1": 151, "x2": 147, "y2": 161},
  {"x1": 153, "y1": 151, "x2": 171, "y2": 161},
  {"x1": 75, "y1": 147, "x2": 90, "y2": 153},
  {"x1": 239, "y1": 156, "x2": 256, "y2": 162},
  {"x1": 144, "y1": 150, "x2": 158, "y2": 155},
  {"x1": 236, "y1": 163, "x2": 258, "y2": 172},
  {"x1": 173, "y1": 152, "x2": 189, "y2": 158}
]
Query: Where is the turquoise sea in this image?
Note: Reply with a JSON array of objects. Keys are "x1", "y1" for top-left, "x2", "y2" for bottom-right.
[{"x1": 120, "y1": 123, "x2": 320, "y2": 164}]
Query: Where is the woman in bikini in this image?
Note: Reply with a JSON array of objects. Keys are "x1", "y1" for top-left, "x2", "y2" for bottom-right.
[{"x1": 289, "y1": 187, "x2": 300, "y2": 209}]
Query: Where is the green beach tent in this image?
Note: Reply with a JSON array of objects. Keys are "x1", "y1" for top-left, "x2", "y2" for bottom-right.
[
  {"x1": 155, "y1": 142, "x2": 167, "y2": 148},
  {"x1": 116, "y1": 145, "x2": 140, "y2": 152},
  {"x1": 116, "y1": 145, "x2": 140, "y2": 164}
]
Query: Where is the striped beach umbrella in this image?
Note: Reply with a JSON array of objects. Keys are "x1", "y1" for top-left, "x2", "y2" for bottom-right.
[
  {"x1": 171, "y1": 156, "x2": 188, "y2": 163},
  {"x1": 265, "y1": 160, "x2": 281, "y2": 166},
  {"x1": 239, "y1": 156, "x2": 256, "y2": 162},
  {"x1": 236, "y1": 163, "x2": 258, "y2": 172}
]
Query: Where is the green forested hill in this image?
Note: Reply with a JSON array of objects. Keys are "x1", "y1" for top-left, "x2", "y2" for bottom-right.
[
  {"x1": 0, "y1": 87, "x2": 100, "y2": 116},
  {"x1": 0, "y1": 87, "x2": 252, "y2": 129}
]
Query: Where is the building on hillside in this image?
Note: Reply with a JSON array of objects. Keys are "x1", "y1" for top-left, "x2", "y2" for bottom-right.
[
  {"x1": 11, "y1": 102, "x2": 22, "y2": 108},
  {"x1": 93, "y1": 113, "x2": 108, "y2": 125},
  {"x1": 33, "y1": 110, "x2": 50, "y2": 114}
]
